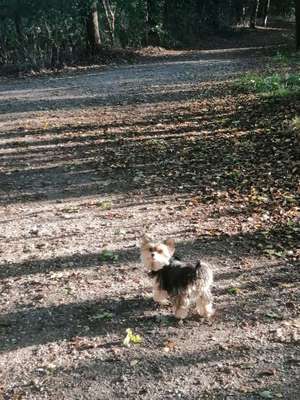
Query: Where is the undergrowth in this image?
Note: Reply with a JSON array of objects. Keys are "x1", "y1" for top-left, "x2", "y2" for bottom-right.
[{"x1": 236, "y1": 72, "x2": 300, "y2": 96}]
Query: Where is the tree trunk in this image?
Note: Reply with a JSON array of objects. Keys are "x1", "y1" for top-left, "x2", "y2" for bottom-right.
[
  {"x1": 144, "y1": 0, "x2": 160, "y2": 46},
  {"x1": 163, "y1": 0, "x2": 176, "y2": 39},
  {"x1": 144, "y1": 0, "x2": 150, "y2": 46},
  {"x1": 102, "y1": 0, "x2": 115, "y2": 46},
  {"x1": 86, "y1": 1, "x2": 101, "y2": 53},
  {"x1": 296, "y1": 0, "x2": 300, "y2": 50},
  {"x1": 14, "y1": 10, "x2": 27, "y2": 62},
  {"x1": 263, "y1": 0, "x2": 271, "y2": 27},
  {"x1": 233, "y1": 1, "x2": 245, "y2": 25},
  {"x1": 250, "y1": 0, "x2": 260, "y2": 28},
  {"x1": 242, "y1": 6, "x2": 247, "y2": 26},
  {"x1": 51, "y1": 45, "x2": 60, "y2": 68},
  {"x1": 118, "y1": 9, "x2": 129, "y2": 48},
  {"x1": 14, "y1": 12, "x2": 23, "y2": 42}
]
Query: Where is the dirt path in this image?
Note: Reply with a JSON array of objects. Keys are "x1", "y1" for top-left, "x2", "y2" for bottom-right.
[{"x1": 0, "y1": 48, "x2": 299, "y2": 400}]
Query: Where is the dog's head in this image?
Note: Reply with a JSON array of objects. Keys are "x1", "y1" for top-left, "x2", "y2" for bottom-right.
[{"x1": 140, "y1": 235, "x2": 175, "y2": 271}]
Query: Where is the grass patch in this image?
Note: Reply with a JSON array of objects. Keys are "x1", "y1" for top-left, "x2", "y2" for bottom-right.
[
  {"x1": 236, "y1": 72, "x2": 300, "y2": 96},
  {"x1": 272, "y1": 50, "x2": 300, "y2": 65},
  {"x1": 292, "y1": 116, "x2": 300, "y2": 132}
]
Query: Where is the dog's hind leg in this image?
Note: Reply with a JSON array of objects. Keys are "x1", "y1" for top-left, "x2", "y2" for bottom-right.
[{"x1": 196, "y1": 289, "x2": 214, "y2": 318}]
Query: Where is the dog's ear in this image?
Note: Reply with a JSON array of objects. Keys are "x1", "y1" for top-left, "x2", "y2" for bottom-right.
[{"x1": 164, "y1": 238, "x2": 175, "y2": 255}]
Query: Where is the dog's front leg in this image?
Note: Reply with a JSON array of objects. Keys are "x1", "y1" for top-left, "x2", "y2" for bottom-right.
[
  {"x1": 153, "y1": 282, "x2": 169, "y2": 304},
  {"x1": 174, "y1": 294, "x2": 190, "y2": 319}
]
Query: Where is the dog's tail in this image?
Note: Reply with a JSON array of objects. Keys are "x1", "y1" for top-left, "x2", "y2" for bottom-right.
[
  {"x1": 195, "y1": 260, "x2": 213, "y2": 287},
  {"x1": 195, "y1": 261, "x2": 203, "y2": 279}
]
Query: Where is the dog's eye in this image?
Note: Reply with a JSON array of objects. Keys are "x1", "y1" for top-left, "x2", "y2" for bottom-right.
[
  {"x1": 149, "y1": 246, "x2": 153, "y2": 252},
  {"x1": 157, "y1": 249, "x2": 163, "y2": 254}
]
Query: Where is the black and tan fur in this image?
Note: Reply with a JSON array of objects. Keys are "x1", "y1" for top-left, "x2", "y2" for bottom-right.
[{"x1": 140, "y1": 235, "x2": 214, "y2": 320}]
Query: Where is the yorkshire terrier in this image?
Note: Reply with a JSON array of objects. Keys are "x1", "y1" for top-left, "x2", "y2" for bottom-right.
[{"x1": 140, "y1": 235, "x2": 214, "y2": 320}]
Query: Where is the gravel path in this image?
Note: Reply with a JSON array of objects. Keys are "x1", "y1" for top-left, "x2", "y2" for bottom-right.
[{"x1": 0, "y1": 48, "x2": 299, "y2": 400}]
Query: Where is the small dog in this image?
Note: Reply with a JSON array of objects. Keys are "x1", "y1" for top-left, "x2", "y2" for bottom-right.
[{"x1": 140, "y1": 235, "x2": 214, "y2": 320}]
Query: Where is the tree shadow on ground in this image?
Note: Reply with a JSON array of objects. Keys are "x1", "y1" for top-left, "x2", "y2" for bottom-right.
[
  {"x1": 26, "y1": 348, "x2": 299, "y2": 400},
  {"x1": 0, "y1": 287, "x2": 296, "y2": 353},
  {"x1": 0, "y1": 247, "x2": 138, "y2": 280},
  {"x1": 0, "y1": 85, "x2": 222, "y2": 114},
  {"x1": 1, "y1": 252, "x2": 298, "y2": 352},
  {"x1": 0, "y1": 223, "x2": 298, "y2": 281},
  {"x1": 0, "y1": 55, "x2": 240, "y2": 115},
  {"x1": 0, "y1": 92, "x2": 298, "y2": 211}
]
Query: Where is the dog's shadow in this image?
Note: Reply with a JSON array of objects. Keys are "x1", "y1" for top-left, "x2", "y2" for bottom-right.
[
  {"x1": 1, "y1": 292, "x2": 226, "y2": 353},
  {"x1": 112, "y1": 295, "x2": 216, "y2": 327}
]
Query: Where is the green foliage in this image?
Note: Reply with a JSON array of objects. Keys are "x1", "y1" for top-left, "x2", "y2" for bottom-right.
[
  {"x1": 99, "y1": 250, "x2": 119, "y2": 262},
  {"x1": 292, "y1": 116, "x2": 300, "y2": 131},
  {"x1": 227, "y1": 287, "x2": 241, "y2": 295},
  {"x1": 114, "y1": 0, "x2": 149, "y2": 47},
  {"x1": 0, "y1": 0, "x2": 89, "y2": 69},
  {"x1": 272, "y1": 50, "x2": 300, "y2": 65},
  {"x1": 0, "y1": 0, "x2": 297, "y2": 70},
  {"x1": 236, "y1": 72, "x2": 300, "y2": 96}
]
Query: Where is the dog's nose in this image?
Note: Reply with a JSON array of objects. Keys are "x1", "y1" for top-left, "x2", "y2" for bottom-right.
[{"x1": 151, "y1": 253, "x2": 155, "y2": 258}]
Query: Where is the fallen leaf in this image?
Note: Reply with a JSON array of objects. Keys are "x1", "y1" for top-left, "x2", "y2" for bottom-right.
[
  {"x1": 155, "y1": 315, "x2": 170, "y2": 324},
  {"x1": 62, "y1": 207, "x2": 79, "y2": 214},
  {"x1": 259, "y1": 368, "x2": 276, "y2": 376},
  {"x1": 163, "y1": 339, "x2": 176, "y2": 352},
  {"x1": 97, "y1": 201, "x2": 112, "y2": 210},
  {"x1": 265, "y1": 312, "x2": 281, "y2": 320},
  {"x1": 259, "y1": 390, "x2": 273, "y2": 399},
  {"x1": 46, "y1": 363, "x2": 56, "y2": 371},
  {"x1": 99, "y1": 250, "x2": 119, "y2": 262},
  {"x1": 227, "y1": 287, "x2": 241, "y2": 295},
  {"x1": 89, "y1": 311, "x2": 113, "y2": 321},
  {"x1": 69, "y1": 337, "x2": 96, "y2": 350},
  {"x1": 123, "y1": 328, "x2": 142, "y2": 347}
]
